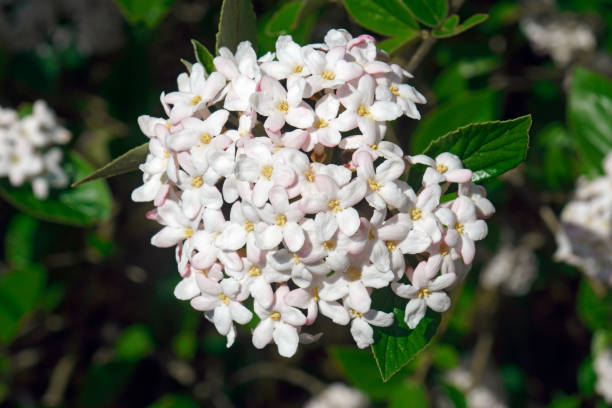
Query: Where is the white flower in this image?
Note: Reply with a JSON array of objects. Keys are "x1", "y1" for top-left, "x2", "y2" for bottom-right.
[
  {"x1": 346, "y1": 302, "x2": 394, "y2": 349},
  {"x1": 260, "y1": 35, "x2": 311, "y2": 80}
]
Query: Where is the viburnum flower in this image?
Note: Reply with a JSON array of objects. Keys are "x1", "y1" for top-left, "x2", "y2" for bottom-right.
[{"x1": 132, "y1": 29, "x2": 494, "y2": 357}]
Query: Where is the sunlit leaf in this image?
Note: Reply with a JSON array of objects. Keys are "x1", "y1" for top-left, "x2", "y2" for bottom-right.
[
  {"x1": 265, "y1": 1, "x2": 301, "y2": 35},
  {"x1": 401, "y1": 0, "x2": 447, "y2": 27},
  {"x1": 343, "y1": 0, "x2": 418, "y2": 37},
  {"x1": 432, "y1": 13, "x2": 489, "y2": 38}
]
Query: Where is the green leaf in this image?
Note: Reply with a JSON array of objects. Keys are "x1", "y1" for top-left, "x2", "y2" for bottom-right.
[
  {"x1": 0, "y1": 152, "x2": 112, "y2": 226},
  {"x1": 173, "y1": 330, "x2": 197, "y2": 360},
  {"x1": 343, "y1": 0, "x2": 419, "y2": 37},
  {"x1": 378, "y1": 36, "x2": 416, "y2": 54},
  {"x1": 442, "y1": 384, "x2": 467, "y2": 408},
  {"x1": 115, "y1": 324, "x2": 155, "y2": 362},
  {"x1": 216, "y1": 0, "x2": 258, "y2": 53},
  {"x1": 78, "y1": 361, "x2": 136, "y2": 408},
  {"x1": 0, "y1": 265, "x2": 46, "y2": 344},
  {"x1": 115, "y1": 0, "x2": 177, "y2": 28},
  {"x1": 568, "y1": 67, "x2": 612, "y2": 173},
  {"x1": 592, "y1": 330, "x2": 612, "y2": 355},
  {"x1": 577, "y1": 279, "x2": 612, "y2": 331},
  {"x1": 265, "y1": 1, "x2": 301, "y2": 35},
  {"x1": 411, "y1": 90, "x2": 500, "y2": 155},
  {"x1": 548, "y1": 394, "x2": 581, "y2": 408},
  {"x1": 389, "y1": 380, "x2": 430, "y2": 408},
  {"x1": 370, "y1": 287, "x2": 441, "y2": 381},
  {"x1": 148, "y1": 394, "x2": 200, "y2": 408},
  {"x1": 293, "y1": 0, "x2": 327, "y2": 29},
  {"x1": 577, "y1": 356, "x2": 596, "y2": 397},
  {"x1": 5, "y1": 214, "x2": 38, "y2": 267},
  {"x1": 401, "y1": 0, "x2": 448, "y2": 27},
  {"x1": 432, "y1": 343, "x2": 459, "y2": 369},
  {"x1": 423, "y1": 115, "x2": 532, "y2": 183},
  {"x1": 329, "y1": 347, "x2": 408, "y2": 400},
  {"x1": 72, "y1": 143, "x2": 148, "y2": 187},
  {"x1": 191, "y1": 40, "x2": 216, "y2": 75},
  {"x1": 432, "y1": 13, "x2": 489, "y2": 38}
]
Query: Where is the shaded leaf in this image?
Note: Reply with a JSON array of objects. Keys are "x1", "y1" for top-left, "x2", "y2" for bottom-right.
[
  {"x1": 389, "y1": 380, "x2": 430, "y2": 408},
  {"x1": 432, "y1": 13, "x2": 489, "y2": 38},
  {"x1": 293, "y1": 0, "x2": 327, "y2": 29},
  {"x1": 0, "y1": 152, "x2": 112, "y2": 226},
  {"x1": 78, "y1": 361, "x2": 136, "y2": 408},
  {"x1": 401, "y1": 0, "x2": 447, "y2": 27},
  {"x1": 411, "y1": 90, "x2": 500, "y2": 154},
  {"x1": 191, "y1": 39, "x2": 216, "y2": 75},
  {"x1": 115, "y1": 0, "x2": 177, "y2": 28},
  {"x1": 72, "y1": 142, "x2": 148, "y2": 187},
  {"x1": 343, "y1": 0, "x2": 418, "y2": 37},
  {"x1": 371, "y1": 286, "x2": 441, "y2": 381},
  {"x1": 265, "y1": 1, "x2": 301, "y2": 35},
  {"x1": 5, "y1": 214, "x2": 38, "y2": 267},
  {"x1": 577, "y1": 356, "x2": 596, "y2": 397},
  {"x1": 423, "y1": 116, "x2": 532, "y2": 183},
  {"x1": 568, "y1": 67, "x2": 612, "y2": 173},
  {"x1": 216, "y1": 0, "x2": 258, "y2": 53},
  {"x1": 432, "y1": 343, "x2": 459, "y2": 369}
]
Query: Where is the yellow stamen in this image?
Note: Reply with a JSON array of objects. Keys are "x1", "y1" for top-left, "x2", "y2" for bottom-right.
[
  {"x1": 368, "y1": 228, "x2": 376, "y2": 240},
  {"x1": 191, "y1": 175, "x2": 203, "y2": 187},
  {"x1": 311, "y1": 286, "x2": 319, "y2": 301},
  {"x1": 244, "y1": 220, "x2": 254, "y2": 232},
  {"x1": 293, "y1": 65, "x2": 303, "y2": 73},
  {"x1": 275, "y1": 214, "x2": 287, "y2": 226},
  {"x1": 417, "y1": 288, "x2": 430, "y2": 298},
  {"x1": 200, "y1": 269, "x2": 207, "y2": 277},
  {"x1": 368, "y1": 178, "x2": 381, "y2": 191},
  {"x1": 370, "y1": 144, "x2": 378, "y2": 150},
  {"x1": 200, "y1": 132, "x2": 212, "y2": 144},
  {"x1": 305, "y1": 169, "x2": 315, "y2": 182},
  {"x1": 270, "y1": 311, "x2": 281, "y2": 321},
  {"x1": 248, "y1": 266, "x2": 261, "y2": 276},
  {"x1": 389, "y1": 85, "x2": 400, "y2": 96},
  {"x1": 165, "y1": 121, "x2": 171, "y2": 129},
  {"x1": 191, "y1": 95, "x2": 202, "y2": 105},
  {"x1": 455, "y1": 222, "x2": 464, "y2": 236},
  {"x1": 411, "y1": 208, "x2": 422, "y2": 221},
  {"x1": 278, "y1": 100, "x2": 289, "y2": 113},
  {"x1": 327, "y1": 199, "x2": 341, "y2": 213},
  {"x1": 357, "y1": 105, "x2": 369, "y2": 116},
  {"x1": 346, "y1": 266, "x2": 361, "y2": 282},
  {"x1": 322, "y1": 71, "x2": 336, "y2": 80},
  {"x1": 218, "y1": 293, "x2": 230, "y2": 305},
  {"x1": 292, "y1": 253, "x2": 300, "y2": 265},
  {"x1": 323, "y1": 240, "x2": 336, "y2": 251},
  {"x1": 315, "y1": 119, "x2": 329, "y2": 129},
  {"x1": 436, "y1": 164, "x2": 448, "y2": 174},
  {"x1": 386, "y1": 241, "x2": 397, "y2": 251},
  {"x1": 440, "y1": 243, "x2": 449, "y2": 256},
  {"x1": 163, "y1": 150, "x2": 170, "y2": 159},
  {"x1": 10, "y1": 154, "x2": 19, "y2": 163},
  {"x1": 349, "y1": 308, "x2": 363, "y2": 318},
  {"x1": 184, "y1": 228, "x2": 194, "y2": 238},
  {"x1": 261, "y1": 165, "x2": 273, "y2": 180}
]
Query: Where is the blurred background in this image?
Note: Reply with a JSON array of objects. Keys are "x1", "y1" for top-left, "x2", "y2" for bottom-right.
[{"x1": 1, "y1": 0, "x2": 612, "y2": 406}]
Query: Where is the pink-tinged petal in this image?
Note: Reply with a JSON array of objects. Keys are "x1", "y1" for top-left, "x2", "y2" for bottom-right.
[
  {"x1": 273, "y1": 322, "x2": 300, "y2": 357},
  {"x1": 319, "y1": 300, "x2": 350, "y2": 325},
  {"x1": 354, "y1": 151, "x2": 375, "y2": 179},
  {"x1": 281, "y1": 306, "x2": 307, "y2": 326},
  {"x1": 196, "y1": 273, "x2": 222, "y2": 295},
  {"x1": 435, "y1": 207, "x2": 456, "y2": 227},
  {"x1": 404, "y1": 299, "x2": 427, "y2": 329},
  {"x1": 371, "y1": 240, "x2": 390, "y2": 272},
  {"x1": 445, "y1": 169, "x2": 472, "y2": 184},
  {"x1": 424, "y1": 256, "x2": 442, "y2": 280},
  {"x1": 417, "y1": 184, "x2": 441, "y2": 212},
  {"x1": 300, "y1": 195, "x2": 328, "y2": 214},
  {"x1": 272, "y1": 163, "x2": 296, "y2": 187},
  {"x1": 464, "y1": 219, "x2": 488, "y2": 241},
  {"x1": 408, "y1": 154, "x2": 435, "y2": 167},
  {"x1": 315, "y1": 93, "x2": 340, "y2": 120},
  {"x1": 252, "y1": 318, "x2": 274, "y2": 349},
  {"x1": 316, "y1": 127, "x2": 341, "y2": 147},
  {"x1": 348, "y1": 282, "x2": 371, "y2": 313},
  {"x1": 264, "y1": 112, "x2": 286, "y2": 133},
  {"x1": 251, "y1": 278, "x2": 274, "y2": 309},
  {"x1": 399, "y1": 229, "x2": 431, "y2": 254},
  {"x1": 337, "y1": 207, "x2": 361, "y2": 236},
  {"x1": 151, "y1": 227, "x2": 186, "y2": 248},
  {"x1": 426, "y1": 292, "x2": 451, "y2": 313},
  {"x1": 364, "y1": 61, "x2": 391, "y2": 74},
  {"x1": 190, "y1": 295, "x2": 218, "y2": 311},
  {"x1": 286, "y1": 104, "x2": 315, "y2": 129},
  {"x1": 460, "y1": 236, "x2": 476, "y2": 265},
  {"x1": 337, "y1": 60, "x2": 364, "y2": 82},
  {"x1": 357, "y1": 116, "x2": 377, "y2": 143},
  {"x1": 260, "y1": 61, "x2": 293, "y2": 79},
  {"x1": 257, "y1": 224, "x2": 283, "y2": 250},
  {"x1": 391, "y1": 282, "x2": 418, "y2": 299},
  {"x1": 229, "y1": 301, "x2": 253, "y2": 325},
  {"x1": 174, "y1": 277, "x2": 200, "y2": 300},
  {"x1": 338, "y1": 179, "x2": 367, "y2": 207},
  {"x1": 429, "y1": 273, "x2": 456, "y2": 292},
  {"x1": 334, "y1": 110, "x2": 358, "y2": 132},
  {"x1": 252, "y1": 178, "x2": 274, "y2": 207},
  {"x1": 399, "y1": 98, "x2": 421, "y2": 119},
  {"x1": 218, "y1": 250, "x2": 243, "y2": 272},
  {"x1": 268, "y1": 186, "x2": 290, "y2": 213},
  {"x1": 379, "y1": 183, "x2": 407, "y2": 209},
  {"x1": 191, "y1": 250, "x2": 218, "y2": 271},
  {"x1": 370, "y1": 101, "x2": 402, "y2": 121},
  {"x1": 452, "y1": 196, "x2": 476, "y2": 222},
  {"x1": 419, "y1": 216, "x2": 442, "y2": 243},
  {"x1": 314, "y1": 212, "x2": 338, "y2": 241},
  {"x1": 215, "y1": 224, "x2": 247, "y2": 250},
  {"x1": 319, "y1": 278, "x2": 349, "y2": 301},
  {"x1": 475, "y1": 197, "x2": 495, "y2": 218},
  {"x1": 377, "y1": 159, "x2": 405, "y2": 181},
  {"x1": 283, "y1": 222, "x2": 305, "y2": 252},
  {"x1": 422, "y1": 167, "x2": 446, "y2": 186},
  {"x1": 350, "y1": 318, "x2": 374, "y2": 349},
  {"x1": 284, "y1": 288, "x2": 311, "y2": 309}
]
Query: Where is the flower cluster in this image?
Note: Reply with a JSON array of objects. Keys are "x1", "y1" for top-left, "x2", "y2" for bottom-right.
[
  {"x1": 0, "y1": 100, "x2": 71, "y2": 199},
  {"x1": 555, "y1": 153, "x2": 612, "y2": 286},
  {"x1": 133, "y1": 29, "x2": 494, "y2": 357}
]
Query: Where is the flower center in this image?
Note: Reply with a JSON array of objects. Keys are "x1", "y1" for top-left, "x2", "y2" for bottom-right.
[
  {"x1": 292, "y1": 253, "x2": 300, "y2": 264},
  {"x1": 200, "y1": 132, "x2": 212, "y2": 144},
  {"x1": 191, "y1": 175, "x2": 203, "y2": 187},
  {"x1": 368, "y1": 228, "x2": 376, "y2": 240},
  {"x1": 349, "y1": 308, "x2": 363, "y2": 318},
  {"x1": 278, "y1": 100, "x2": 289, "y2": 113},
  {"x1": 440, "y1": 242, "x2": 449, "y2": 256},
  {"x1": 389, "y1": 85, "x2": 400, "y2": 96},
  {"x1": 370, "y1": 144, "x2": 378, "y2": 150},
  {"x1": 261, "y1": 165, "x2": 273, "y2": 180},
  {"x1": 275, "y1": 214, "x2": 287, "y2": 226},
  {"x1": 436, "y1": 164, "x2": 448, "y2": 173},
  {"x1": 218, "y1": 293, "x2": 230, "y2": 305},
  {"x1": 455, "y1": 222, "x2": 464, "y2": 236},
  {"x1": 322, "y1": 70, "x2": 336, "y2": 80},
  {"x1": 10, "y1": 154, "x2": 19, "y2": 163},
  {"x1": 368, "y1": 178, "x2": 381, "y2": 191},
  {"x1": 411, "y1": 208, "x2": 422, "y2": 221},
  {"x1": 270, "y1": 311, "x2": 281, "y2": 321},
  {"x1": 184, "y1": 228, "x2": 194, "y2": 238},
  {"x1": 293, "y1": 65, "x2": 303, "y2": 73},
  {"x1": 191, "y1": 95, "x2": 202, "y2": 105},
  {"x1": 244, "y1": 220, "x2": 254, "y2": 232},
  {"x1": 386, "y1": 241, "x2": 397, "y2": 251},
  {"x1": 346, "y1": 266, "x2": 361, "y2": 282},
  {"x1": 305, "y1": 169, "x2": 315, "y2": 182},
  {"x1": 311, "y1": 286, "x2": 319, "y2": 301},
  {"x1": 315, "y1": 119, "x2": 329, "y2": 129},
  {"x1": 323, "y1": 240, "x2": 336, "y2": 251},
  {"x1": 327, "y1": 199, "x2": 341, "y2": 212},
  {"x1": 248, "y1": 265, "x2": 261, "y2": 276},
  {"x1": 357, "y1": 105, "x2": 370, "y2": 116},
  {"x1": 417, "y1": 288, "x2": 431, "y2": 298},
  {"x1": 200, "y1": 269, "x2": 207, "y2": 277},
  {"x1": 163, "y1": 150, "x2": 170, "y2": 159}
]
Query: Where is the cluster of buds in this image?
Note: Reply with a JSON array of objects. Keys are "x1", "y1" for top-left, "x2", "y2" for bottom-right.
[
  {"x1": 133, "y1": 30, "x2": 494, "y2": 357},
  {"x1": 555, "y1": 153, "x2": 612, "y2": 286},
  {"x1": 0, "y1": 100, "x2": 71, "y2": 199}
]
